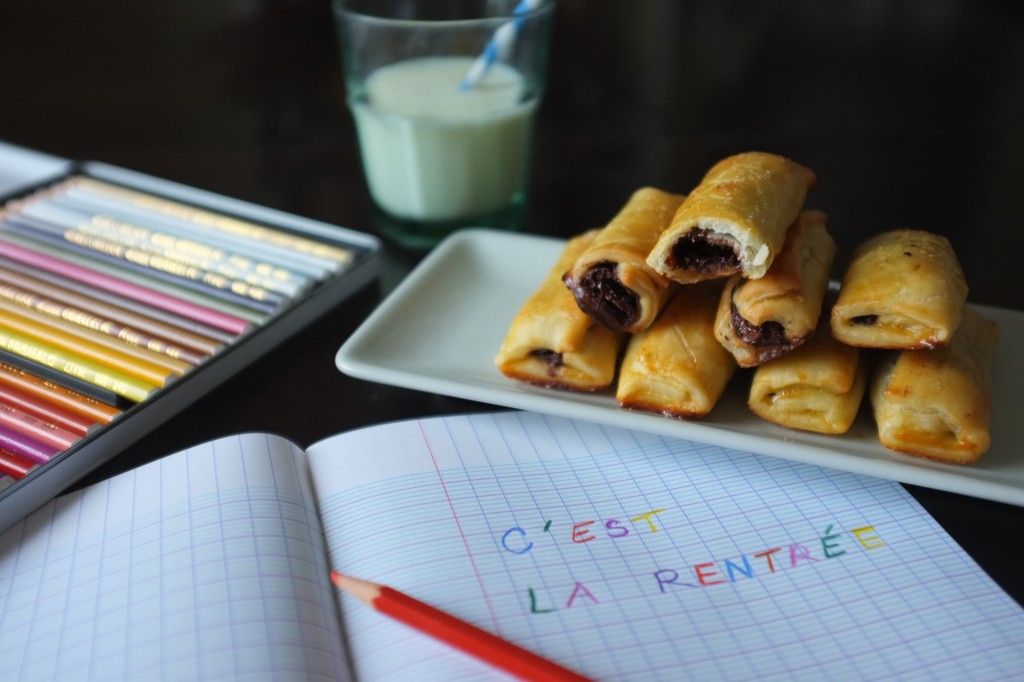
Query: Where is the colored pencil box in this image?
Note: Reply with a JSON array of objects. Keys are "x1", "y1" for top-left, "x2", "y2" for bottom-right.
[{"x1": 0, "y1": 150, "x2": 380, "y2": 531}]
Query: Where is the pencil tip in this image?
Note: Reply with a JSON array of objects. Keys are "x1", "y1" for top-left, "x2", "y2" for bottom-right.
[{"x1": 329, "y1": 571, "x2": 382, "y2": 606}]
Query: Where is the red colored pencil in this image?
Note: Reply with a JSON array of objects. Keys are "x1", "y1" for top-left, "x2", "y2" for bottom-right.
[
  {"x1": 0, "y1": 395, "x2": 82, "y2": 450},
  {"x1": 330, "y1": 572, "x2": 592, "y2": 682},
  {"x1": 0, "y1": 446, "x2": 35, "y2": 479},
  {"x1": 0, "y1": 382, "x2": 97, "y2": 436}
]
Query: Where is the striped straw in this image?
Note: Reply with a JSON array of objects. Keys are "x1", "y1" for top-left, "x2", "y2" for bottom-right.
[{"x1": 459, "y1": 0, "x2": 542, "y2": 90}]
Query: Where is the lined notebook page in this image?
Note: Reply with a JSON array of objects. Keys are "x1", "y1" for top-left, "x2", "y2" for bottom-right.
[
  {"x1": 309, "y1": 411, "x2": 1024, "y2": 682},
  {"x1": 0, "y1": 434, "x2": 349, "y2": 682}
]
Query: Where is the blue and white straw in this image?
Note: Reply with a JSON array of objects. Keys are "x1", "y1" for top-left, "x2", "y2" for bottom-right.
[{"x1": 459, "y1": 0, "x2": 541, "y2": 90}]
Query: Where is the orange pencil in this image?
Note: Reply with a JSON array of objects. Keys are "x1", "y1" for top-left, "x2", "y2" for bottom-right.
[
  {"x1": 330, "y1": 572, "x2": 592, "y2": 682},
  {"x1": 0, "y1": 300, "x2": 189, "y2": 383},
  {"x1": 0, "y1": 361, "x2": 121, "y2": 425}
]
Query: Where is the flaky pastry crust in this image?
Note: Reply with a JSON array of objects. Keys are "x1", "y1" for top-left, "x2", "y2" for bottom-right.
[
  {"x1": 563, "y1": 187, "x2": 684, "y2": 333},
  {"x1": 831, "y1": 229, "x2": 968, "y2": 349},
  {"x1": 748, "y1": 293, "x2": 867, "y2": 435},
  {"x1": 616, "y1": 281, "x2": 736, "y2": 418},
  {"x1": 715, "y1": 210, "x2": 836, "y2": 367},
  {"x1": 869, "y1": 305, "x2": 999, "y2": 463},
  {"x1": 496, "y1": 231, "x2": 625, "y2": 390},
  {"x1": 646, "y1": 151, "x2": 815, "y2": 284}
]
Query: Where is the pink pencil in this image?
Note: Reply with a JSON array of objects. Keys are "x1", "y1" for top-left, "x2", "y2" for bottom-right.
[
  {"x1": 0, "y1": 423, "x2": 56, "y2": 464},
  {"x1": 0, "y1": 239, "x2": 251, "y2": 335}
]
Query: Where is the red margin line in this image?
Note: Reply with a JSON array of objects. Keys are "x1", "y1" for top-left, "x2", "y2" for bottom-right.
[{"x1": 418, "y1": 419, "x2": 502, "y2": 634}]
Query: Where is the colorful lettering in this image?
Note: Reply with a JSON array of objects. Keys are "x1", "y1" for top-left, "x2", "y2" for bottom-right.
[
  {"x1": 528, "y1": 588, "x2": 554, "y2": 614},
  {"x1": 605, "y1": 519, "x2": 629, "y2": 538},
  {"x1": 630, "y1": 508, "x2": 666, "y2": 533},
  {"x1": 694, "y1": 562, "x2": 726, "y2": 586},
  {"x1": 653, "y1": 569, "x2": 699, "y2": 592},
  {"x1": 851, "y1": 525, "x2": 885, "y2": 550},
  {"x1": 566, "y1": 582, "x2": 599, "y2": 608},
  {"x1": 789, "y1": 543, "x2": 820, "y2": 567},
  {"x1": 501, "y1": 527, "x2": 533, "y2": 554},
  {"x1": 654, "y1": 569, "x2": 680, "y2": 593},
  {"x1": 724, "y1": 556, "x2": 754, "y2": 582},
  {"x1": 572, "y1": 521, "x2": 596, "y2": 543},
  {"x1": 503, "y1": 510, "x2": 887, "y2": 610},
  {"x1": 754, "y1": 548, "x2": 782, "y2": 573},
  {"x1": 821, "y1": 525, "x2": 846, "y2": 559}
]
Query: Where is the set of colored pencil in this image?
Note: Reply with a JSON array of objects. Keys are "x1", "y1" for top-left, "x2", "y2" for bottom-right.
[{"x1": 0, "y1": 175, "x2": 355, "y2": 484}]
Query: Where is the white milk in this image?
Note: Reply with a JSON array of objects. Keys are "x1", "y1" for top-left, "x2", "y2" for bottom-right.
[{"x1": 350, "y1": 57, "x2": 536, "y2": 223}]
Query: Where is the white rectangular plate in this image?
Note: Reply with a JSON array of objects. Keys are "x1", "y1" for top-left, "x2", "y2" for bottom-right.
[{"x1": 337, "y1": 228, "x2": 1024, "y2": 506}]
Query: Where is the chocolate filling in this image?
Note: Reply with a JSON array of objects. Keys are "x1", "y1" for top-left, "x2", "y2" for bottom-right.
[
  {"x1": 731, "y1": 300, "x2": 787, "y2": 348},
  {"x1": 530, "y1": 349, "x2": 563, "y2": 376},
  {"x1": 851, "y1": 315, "x2": 878, "y2": 326},
  {"x1": 568, "y1": 261, "x2": 638, "y2": 331},
  {"x1": 670, "y1": 228, "x2": 741, "y2": 275}
]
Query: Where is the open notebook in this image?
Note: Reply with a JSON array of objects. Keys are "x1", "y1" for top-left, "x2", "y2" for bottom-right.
[{"x1": 2, "y1": 411, "x2": 1023, "y2": 681}]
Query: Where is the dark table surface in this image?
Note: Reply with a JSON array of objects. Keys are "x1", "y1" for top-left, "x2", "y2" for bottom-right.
[{"x1": 2, "y1": 1, "x2": 1022, "y2": 605}]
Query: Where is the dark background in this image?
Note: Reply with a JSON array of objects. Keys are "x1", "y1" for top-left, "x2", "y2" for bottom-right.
[{"x1": 2, "y1": 0, "x2": 1023, "y2": 603}]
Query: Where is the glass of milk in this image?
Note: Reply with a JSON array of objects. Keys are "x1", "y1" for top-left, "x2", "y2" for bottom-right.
[{"x1": 333, "y1": 0, "x2": 556, "y2": 249}]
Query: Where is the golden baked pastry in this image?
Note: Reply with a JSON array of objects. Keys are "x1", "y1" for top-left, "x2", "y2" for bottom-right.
[
  {"x1": 831, "y1": 229, "x2": 968, "y2": 349},
  {"x1": 646, "y1": 151, "x2": 816, "y2": 284},
  {"x1": 714, "y1": 210, "x2": 836, "y2": 367},
  {"x1": 869, "y1": 305, "x2": 999, "y2": 463},
  {"x1": 748, "y1": 293, "x2": 867, "y2": 435},
  {"x1": 563, "y1": 187, "x2": 684, "y2": 333},
  {"x1": 495, "y1": 231, "x2": 625, "y2": 390},
  {"x1": 616, "y1": 281, "x2": 736, "y2": 418}
]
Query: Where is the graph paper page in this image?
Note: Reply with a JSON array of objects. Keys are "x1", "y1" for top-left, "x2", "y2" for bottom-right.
[
  {"x1": 0, "y1": 433, "x2": 350, "y2": 682},
  {"x1": 309, "y1": 411, "x2": 1024, "y2": 682}
]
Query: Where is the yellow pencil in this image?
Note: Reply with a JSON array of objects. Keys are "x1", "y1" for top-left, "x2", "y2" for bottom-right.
[
  {"x1": 0, "y1": 297, "x2": 192, "y2": 378},
  {"x1": 0, "y1": 326, "x2": 158, "y2": 403},
  {"x1": 0, "y1": 305, "x2": 179, "y2": 388}
]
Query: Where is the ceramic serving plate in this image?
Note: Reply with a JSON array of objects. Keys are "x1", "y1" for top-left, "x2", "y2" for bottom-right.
[{"x1": 337, "y1": 228, "x2": 1024, "y2": 507}]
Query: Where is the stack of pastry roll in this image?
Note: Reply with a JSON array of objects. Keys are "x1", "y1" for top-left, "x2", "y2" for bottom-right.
[
  {"x1": 829, "y1": 229, "x2": 998, "y2": 463},
  {"x1": 495, "y1": 230, "x2": 625, "y2": 390},
  {"x1": 638, "y1": 151, "x2": 833, "y2": 366},
  {"x1": 646, "y1": 152, "x2": 844, "y2": 423},
  {"x1": 499, "y1": 151, "x2": 828, "y2": 420},
  {"x1": 561, "y1": 186, "x2": 736, "y2": 417},
  {"x1": 495, "y1": 152, "x2": 1000, "y2": 465}
]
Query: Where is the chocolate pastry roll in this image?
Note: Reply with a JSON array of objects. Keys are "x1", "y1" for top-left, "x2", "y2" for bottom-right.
[
  {"x1": 831, "y1": 229, "x2": 968, "y2": 349},
  {"x1": 714, "y1": 210, "x2": 836, "y2": 367},
  {"x1": 616, "y1": 281, "x2": 736, "y2": 418},
  {"x1": 748, "y1": 293, "x2": 867, "y2": 435},
  {"x1": 869, "y1": 305, "x2": 999, "y2": 464},
  {"x1": 562, "y1": 187, "x2": 685, "y2": 333},
  {"x1": 496, "y1": 230, "x2": 625, "y2": 391},
  {"x1": 646, "y1": 151, "x2": 816, "y2": 284}
]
